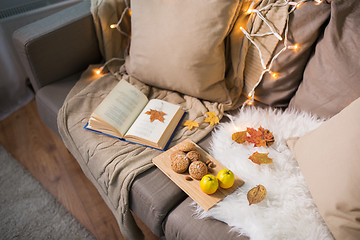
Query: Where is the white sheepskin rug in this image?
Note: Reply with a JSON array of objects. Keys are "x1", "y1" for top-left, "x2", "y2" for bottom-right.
[{"x1": 193, "y1": 107, "x2": 334, "y2": 240}]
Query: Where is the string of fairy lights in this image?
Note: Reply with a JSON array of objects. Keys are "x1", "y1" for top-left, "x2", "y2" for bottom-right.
[
  {"x1": 241, "y1": 0, "x2": 323, "y2": 106},
  {"x1": 97, "y1": 0, "x2": 327, "y2": 107}
]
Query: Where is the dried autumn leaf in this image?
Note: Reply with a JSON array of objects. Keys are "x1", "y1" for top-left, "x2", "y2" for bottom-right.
[
  {"x1": 204, "y1": 111, "x2": 219, "y2": 126},
  {"x1": 249, "y1": 152, "x2": 273, "y2": 165},
  {"x1": 247, "y1": 185, "x2": 267, "y2": 205},
  {"x1": 183, "y1": 120, "x2": 199, "y2": 130},
  {"x1": 232, "y1": 131, "x2": 247, "y2": 144},
  {"x1": 145, "y1": 109, "x2": 166, "y2": 122},
  {"x1": 258, "y1": 126, "x2": 275, "y2": 146},
  {"x1": 246, "y1": 126, "x2": 274, "y2": 147}
]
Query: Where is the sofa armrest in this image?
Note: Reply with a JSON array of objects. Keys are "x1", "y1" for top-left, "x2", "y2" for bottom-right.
[{"x1": 13, "y1": 0, "x2": 102, "y2": 91}]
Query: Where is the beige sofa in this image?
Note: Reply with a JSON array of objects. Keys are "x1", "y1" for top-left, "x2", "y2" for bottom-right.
[{"x1": 13, "y1": 0, "x2": 359, "y2": 239}]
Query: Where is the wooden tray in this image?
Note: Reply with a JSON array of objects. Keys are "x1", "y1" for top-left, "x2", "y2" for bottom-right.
[{"x1": 152, "y1": 139, "x2": 245, "y2": 211}]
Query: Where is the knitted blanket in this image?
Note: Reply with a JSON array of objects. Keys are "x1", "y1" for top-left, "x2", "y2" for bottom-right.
[{"x1": 57, "y1": 66, "x2": 223, "y2": 239}]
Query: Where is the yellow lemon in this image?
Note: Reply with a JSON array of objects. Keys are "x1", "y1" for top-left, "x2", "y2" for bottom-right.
[
  {"x1": 200, "y1": 174, "x2": 218, "y2": 194},
  {"x1": 217, "y1": 169, "x2": 235, "y2": 189}
]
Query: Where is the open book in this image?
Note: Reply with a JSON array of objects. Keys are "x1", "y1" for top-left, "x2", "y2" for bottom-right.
[{"x1": 85, "y1": 80, "x2": 185, "y2": 150}]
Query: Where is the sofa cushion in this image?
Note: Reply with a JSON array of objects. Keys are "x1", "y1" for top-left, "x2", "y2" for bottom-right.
[
  {"x1": 164, "y1": 198, "x2": 249, "y2": 240},
  {"x1": 125, "y1": 0, "x2": 241, "y2": 104},
  {"x1": 250, "y1": 1, "x2": 330, "y2": 107},
  {"x1": 129, "y1": 167, "x2": 187, "y2": 237},
  {"x1": 36, "y1": 73, "x2": 81, "y2": 135},
  {"x1": 288, "y1": 0, "x2": 360, "y2": 118},
  {"x1": 287, "y1": 97, "x2": 360, "y2": 240}
]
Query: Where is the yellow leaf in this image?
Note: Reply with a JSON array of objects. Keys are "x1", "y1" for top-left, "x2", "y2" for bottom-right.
[
  {"x1": 183, "y1": 120, "x2": 199, "y2": 130},
  {"x1": 247, "y1": 185, "x2": 267, "y2": 205},
  {"x1": 232, "y1": 131, "x2": 247, "y2": 144},
  {"x1": 248, "y1": 152, "x2": 273, "y2": 165},
  {"x1": 204, "y1": 111, "x2": 219, "y2": 126}
]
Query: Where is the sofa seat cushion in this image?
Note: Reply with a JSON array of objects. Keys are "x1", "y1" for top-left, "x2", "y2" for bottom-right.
[
  {"x1": 130, "y1": 167, "x2": 187, "y2": 237},
  {"x1": 36, "y1": 73, "x2": 81, "y2": 135},
  {"x1": 164, "y1": 198, "x2": 249, "y2": 240}
]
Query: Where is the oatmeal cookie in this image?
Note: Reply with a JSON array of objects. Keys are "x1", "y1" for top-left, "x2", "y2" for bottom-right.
[
  {"x1": 177, "y1": 141, "x2": 196, "y2": 152},
  {"x1": 170, "y1": 150, "x2": 189, "y2": 173},
  {"x1": 186, "y1": 150, "x2": 202, "y2": 162},
  {"x1": 188, "y1": 161, "x2": 208, "y2": 180}
]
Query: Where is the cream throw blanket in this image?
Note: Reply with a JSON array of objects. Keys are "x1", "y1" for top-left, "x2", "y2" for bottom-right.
[{"x1": 58, "y1": 65, "x2": 223, "y2": 240}]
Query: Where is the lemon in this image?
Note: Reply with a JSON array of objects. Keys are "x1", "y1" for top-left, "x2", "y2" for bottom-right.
[
  {"x1": 217, "y1": 169, "x2": 235, "y2": 189},
  {"x1": 200, "y1": 174, "x2": 218, "y2": 194}
]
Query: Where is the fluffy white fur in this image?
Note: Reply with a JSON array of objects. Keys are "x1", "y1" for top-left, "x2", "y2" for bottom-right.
[{"x1": 193, "y1": 107, "x2": 334, "y2": 240}]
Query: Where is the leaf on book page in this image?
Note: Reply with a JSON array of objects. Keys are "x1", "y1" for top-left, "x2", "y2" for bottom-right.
[
  {"x1": 232, "y1": 131, "x2": 247, "y2": 144},
  {"x1": 247, "y1": 185, "x2": 267, "y2": 205},
  {"x1": 204, "y1": 111, "x2": 219, "y2": 126},
  {"x1": 145, "y1": 109, "x2": 167, "y2": 122},
  {"x1": 249, "y1": 152, "x2": 273, "y2": 165},
  {"x1": 183, "y1": 120, "x2": 199, "y2": 130}
]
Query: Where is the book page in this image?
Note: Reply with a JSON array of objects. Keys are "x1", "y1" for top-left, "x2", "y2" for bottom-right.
[
  {"x1": 92, "y1": 80, "x2": 148, "y2": 136},
  {"x1": 125, "y1": 99, "x2": 181, "y2": 145}
]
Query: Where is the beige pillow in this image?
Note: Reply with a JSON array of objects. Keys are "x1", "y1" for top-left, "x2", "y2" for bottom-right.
[
  {"x1": 252, "y1": 1, "x2": 330, "y2": 107},
  {"x1": 289, "y1": 0, "x2": 360, "y2": 118},
  {"x1": 125, "y1": 0, "x2": 241, "y2": 104},
  {"x1": 287, "y1": 97, "x2": 360, "y2": 240}
]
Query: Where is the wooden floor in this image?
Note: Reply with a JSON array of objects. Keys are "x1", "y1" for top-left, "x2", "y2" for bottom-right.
[{"x1": 0, "y1": 100, "x2": 159, "y2": 240}]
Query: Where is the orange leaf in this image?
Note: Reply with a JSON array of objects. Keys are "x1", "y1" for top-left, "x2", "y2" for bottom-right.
[
  {"x1": 232, "y1": 131, "x2": 247, "y2": 144},
  {"x1": 247, "y1": 185, "x2": 267, "y2": 205},
  {"x1": 145, "y1": 109, "x2": 166, "y2": 122},
  {"x1": 249, "y1": 152, "x2": 273, "y2": 165},
  {"x1": 204, "y1": 111, "x2": 219, "y2": 126},
  {"x1": 246, "y1": 126, "x2": 274, "y2": 147},
  {"x1": 183, "y1": 120, "x2": 199, "y2": 130}
]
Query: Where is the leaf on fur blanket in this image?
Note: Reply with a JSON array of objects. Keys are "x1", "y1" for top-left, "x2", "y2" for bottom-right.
[
  {"x1": 232, "y1": 131, "x2": 247, "y2": 144},
  {"x1": 249, "y1": 152, "x2": 273, "y2": 165},
  {"x1": 246, "y1": 126, "x2": 274, "y2": 147},
  {"x1": 232, "y1": 126, "x2": 274, "y2": 147},
  {"x1": 247, "y1": 185, "x2": 267, "y2": 205}
]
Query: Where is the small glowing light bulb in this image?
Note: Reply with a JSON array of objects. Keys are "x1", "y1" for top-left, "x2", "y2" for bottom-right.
[
  {"x1": 247, "y1": 0, "x2": 256, "y2": 15},
  {"x1": 110, "y1": 24, "x2": 117, "y2": 29},
  {"x1": 296, "y1": 2, "x2": 303, "y2": 8},
  {"x1": 95, "y1": 67, "x2": 103, "y2": 75},
  {"x1": 247, "y1": 100, "x2": 254, "y2": 106},
  {"x1": 288, "y1": 43, "x2": 300, "y2": 51},
  {"x1": 128, "y1": 9, "x2": 132, "y2": 15},
  {"x1": 314, "y1": 0, "x2": 322, "y2": 5},
  {"x1": 271, "y1": 72, "x2": 279, "y2": 79}
]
